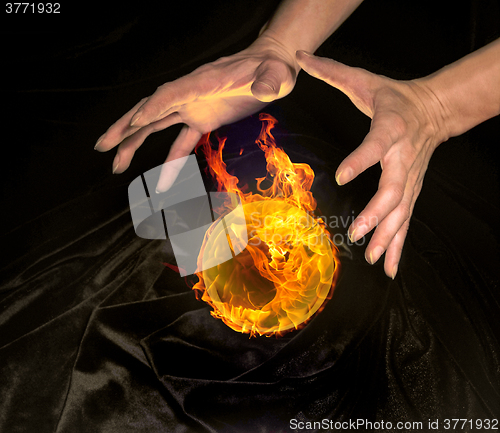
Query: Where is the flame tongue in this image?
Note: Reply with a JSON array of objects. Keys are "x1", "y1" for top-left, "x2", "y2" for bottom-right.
[
  {"x1": 193, "y1": 114, "x2": 340, "y2": 337},
  {"x1": 254, "y1": 114, "x2": 316, "y2": 212}
]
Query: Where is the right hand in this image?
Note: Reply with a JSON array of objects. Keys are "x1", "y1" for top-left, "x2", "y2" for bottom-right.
[{"x1": 94, "y1": 35, "x2": 298, "y2": 192}]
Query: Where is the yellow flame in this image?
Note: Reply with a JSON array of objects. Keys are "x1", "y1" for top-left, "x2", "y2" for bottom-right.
[{"x1": 193, "y1": 114, "x2": 340, "y2": 337}]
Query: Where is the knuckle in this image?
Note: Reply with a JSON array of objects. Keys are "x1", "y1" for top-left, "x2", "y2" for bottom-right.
[
  {"x1": 414, "y1": 178, "x2": 424, "y2": 195},
  {"x1": 383, "y1": 184, "x2": 405, "y2": 207},
  {"x1": 401, "y1": 137, "x2": 419, "y2": 155},
  {"x1": 391, "y1": 115, "x2": 408, "y2": 138},
  {"x1": 396, "y1": 205, "x2": 411, "y2": 223},
  {"x1": 155, "y1": 84, "x2": 176, "y2": 100},
  {"x1": 403, "y1": 220, "x2": 411, "y2": 232},
  {"x1": 369, "y1": 136, "x2": 389, "y2": 158},
  {"x1": 420, "y1": 118, "x2": 437, "y2": 138}
]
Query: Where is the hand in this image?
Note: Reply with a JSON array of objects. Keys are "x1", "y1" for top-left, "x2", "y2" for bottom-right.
[
  {"x1": 296, "y1": 50, "x2": 448, "y2": 279},
  {"x1": 94, "y1": 35, "x2": 298, "y2": 192}
]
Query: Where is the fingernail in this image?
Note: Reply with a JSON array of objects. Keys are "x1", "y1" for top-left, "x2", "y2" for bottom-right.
[
  {"x1": 297, "y1": 50, "x2": 314, "y2": 58},
  {"x1": 130, "y1": 110, "x2": 142, "y2": 127},
  {"x1": 252, "y1": 80, "x2": 279, "y2": 102},
  {"x1": 112, "y1": 155, "x2": 120, "y2": 174},
  {"x1": 349, "y1": 225, "x2": 367, "y2": 243},
  {"x1": 155, "y1": 187, "x2": 163, "y2": 194},
  {"x1": 348, "y1": 227, "x2": 356, "y2": 243},
  {"x1": 336, "y1": 167, "x2": 353, "y2": 186},
  {"x1": 256, "y1": 81, "x2": 276, "y2": 93},
  {"x1": 335, "y1": 170, "x2": 343, "y2": 185},
  {"x1": 94, "y1": 135, "x2": 104, "y2": 150},
  {"x1": 391, "y1": 264, "x2": 398, "y2": 280},
  {"x1": 367, "y1": 246, "x2": 384, "y2": 265}
]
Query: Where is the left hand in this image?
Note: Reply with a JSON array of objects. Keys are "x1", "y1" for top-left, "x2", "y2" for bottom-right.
[{"x1": 296, "y1": 50, "x2": 448, "y2": 279}]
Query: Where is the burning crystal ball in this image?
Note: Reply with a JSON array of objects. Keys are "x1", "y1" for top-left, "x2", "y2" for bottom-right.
[
  {"x1": 192, "y1": 112, "x2": 340, "y2": 337},
  {"x1": 196, "y1": 199, "x2": 336, "y2": 336}
]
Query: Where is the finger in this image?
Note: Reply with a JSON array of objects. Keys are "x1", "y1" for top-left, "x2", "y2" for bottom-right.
[
  {"x1": 296, "y1": 51, "x2": 353, "y2": 88},
  {"x1": 363, "y1": 179, "x2": 414, "y2": 264},
  {"x1": 364, "y1": 201, "x2": 409, "y2": 265},
  {"x1": 155, "y1": 126, "x2": 203, "y2": 193},
  {"x1": 129, "y1": 75, "x2": 199, "y2": 128},
  {"x1": 251, "y1": 59, "x2": 293, "y2": 102},
  {"x1": 336, "y1": 111, "x2": 402, "y2": 186},
  {"x1": 112, "y1": 113, "x2": 182, "y2": 174},
  {"x1": 383, "y1": 176, "x2": 422, "y2": 278},
  {"x1": 365, "y1": 172, "x2": 422, "y2": 277},
  {"x1": 297, "y1": 51, "x2": 402, "y2": 187},
  {"x1": 296, "y1": 50, "x2": 376, "y2": 114},
  {"x1": 384, "y1": 219, "x2": 410, "y2": 279},
  {"x1": 95, "y1": 98, "x2": 148, "y2": 151},
  {"x1": 349, "y1": 153, "x2": 409, "y2": 243}
]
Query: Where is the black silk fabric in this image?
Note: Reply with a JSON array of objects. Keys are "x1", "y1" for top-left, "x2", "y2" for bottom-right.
[{"x1": 1, "y1": 1, "x2": 499, "y2": 432}]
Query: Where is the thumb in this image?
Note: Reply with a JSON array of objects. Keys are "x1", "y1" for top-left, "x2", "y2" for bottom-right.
[
  {"x1": 296, "y1": 50, "x2": 376, "y2": 116},
  {"x1": 251, "y1": 59, "x2": 292, "y2": 102}
]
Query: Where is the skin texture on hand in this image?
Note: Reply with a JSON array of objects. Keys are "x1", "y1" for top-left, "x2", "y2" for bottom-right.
[
  {"x1": 94, "y1": 35, "x2": 298, "y2": 192},
  {"x1": 296, "y1": 50, "x2": 448, "y2": 279}
]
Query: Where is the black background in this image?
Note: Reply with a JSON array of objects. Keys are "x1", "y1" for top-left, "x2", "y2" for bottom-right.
[{"x1": 2, "y1": 1, "x2": 500, "y2": 432}]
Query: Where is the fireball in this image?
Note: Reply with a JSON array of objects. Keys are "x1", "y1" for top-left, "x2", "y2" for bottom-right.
[{"x1": 193, "y1": 114, "x2": 340, "y2": 337}]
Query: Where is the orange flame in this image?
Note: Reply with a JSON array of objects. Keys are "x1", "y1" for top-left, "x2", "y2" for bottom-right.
[{"x1": 193, "y1": 113, "x2": 340, "y2": 337}]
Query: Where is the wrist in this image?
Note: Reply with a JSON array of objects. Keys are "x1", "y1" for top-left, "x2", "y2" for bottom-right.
[
  {"x1": 410, "y1": 79, "x2": 453, "y2": 145},
  {"x1": 414, "y1": 39, "x2": 500, "y2": 139},
  {"x1": 250, "y1": 31, "x2": 302, "y2": 74}
]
